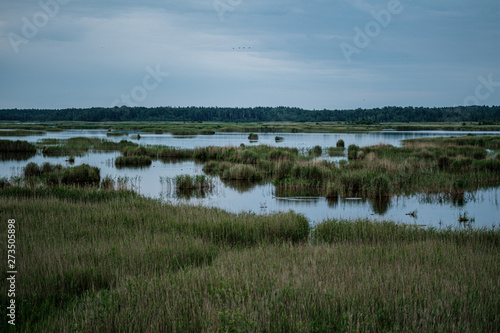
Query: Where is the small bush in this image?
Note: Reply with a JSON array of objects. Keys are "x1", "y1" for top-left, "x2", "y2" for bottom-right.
[
  {"x1": 0, "y1": 177, "x2": 10, "y2": 189},
  {"x1": 24, "y1": 162, "x2": 41, "y2": 178},
  {"x1": 61, "y1": 164, "x2": 100, "y2": 187},
  {"x1": 175, "y1": 175, "x2": 213, "y2": 190},
  {"x1": 248, "y1": 133, "x2": 258, "y2": 140},
  {"x1": 101, "y1": 176, "x2": 115, "y2": 190},
  {"x1": 222, "y1": 164, "x2": 262, "y2": 181},
  {"x1": 348, "y1": 144, "x2": 360, "y2": 160},
  {"x1": 42, "y1": 162, "x2": 55, "y2": 174},
  {"x1": 336, "y1": 139, "x2": 345, "y2": 148},
  {"x1": 46, "y1": 173, "x2": 60, "y2": 186},
  {"x1": 309, "y1": 145, "x2": 323, "y2": 157}
]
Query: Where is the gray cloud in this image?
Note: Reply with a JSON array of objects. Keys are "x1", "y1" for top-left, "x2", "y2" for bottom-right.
[{"x1": 0, "y1": 0, "x2": 499, "y2": 109}]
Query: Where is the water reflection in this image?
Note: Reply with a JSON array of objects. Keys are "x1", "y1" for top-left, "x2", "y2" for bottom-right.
[
  {"x1": 221, "y1": 179, "x2": 260, "y2": 193},
  {"x1": 371, "y1": 197, "x2": 392, "y2": 215},
  {"x1": 176, "y1": 188, "x2": 213, "y2": 200},
  {"x1": 115, "y1": 164, "x2": 152, "y2": 170},
  {"x1": 0, "y1": 151, "x2": 36, "y2": 161}
]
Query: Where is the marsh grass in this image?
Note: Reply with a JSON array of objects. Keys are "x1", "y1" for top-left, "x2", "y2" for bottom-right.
[
  {"x1": 175, "y1": 174, "x2": 214, "y2": 190},
  {"x1": 0, "y1": 139, "x2": 36, "y2": 152},
  {"x1": 40, "y1": 137, "x2": 138, "y2": 156},
  {"x1": 0, "y1": 189, "x2": 498, "y2": 332},
  {"x1": 22, "y1": 162, "x2": 100, "y2": 187},
  {"x1": 327, "y1": 147, "x2": 345, "y2": 156}
]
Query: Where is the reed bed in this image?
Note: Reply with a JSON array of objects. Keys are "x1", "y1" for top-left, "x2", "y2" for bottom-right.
[
  {"x1": 0, "y1": 189, "x2": 498, "y2": 332},
  {"x1": 39, "y1": 137, "x2": 138, "y2": 156},
  {"x1": 0, "y1": 139, "x2": 36, "y2": 152},
  {"x1": 21, "y1": 162, "x2": 100, "y2": 187}
]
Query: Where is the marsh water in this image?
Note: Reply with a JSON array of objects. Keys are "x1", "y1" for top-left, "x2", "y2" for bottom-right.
[{"x1": 2, "y1": 130, "x2": 500, "y2": 229}]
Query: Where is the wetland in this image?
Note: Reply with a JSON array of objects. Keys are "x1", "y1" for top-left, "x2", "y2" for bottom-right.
[{"x1": 1, "y1": 123, "x2": 499, "y2": 332}]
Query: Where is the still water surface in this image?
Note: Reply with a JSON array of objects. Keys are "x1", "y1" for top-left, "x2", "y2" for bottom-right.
[{"x1": 2, "y1": 130, "x2": 499, "y2": 229}]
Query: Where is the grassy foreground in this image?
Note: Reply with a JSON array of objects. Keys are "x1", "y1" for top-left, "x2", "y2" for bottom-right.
[{"x1": 1, "y1": 187, "x2": 498, "y2": 332}]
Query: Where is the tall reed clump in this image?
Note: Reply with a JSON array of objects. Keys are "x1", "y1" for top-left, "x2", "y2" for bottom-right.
[
  {"x1": 175, "y1": 174, "x2": 214, "y2": 190},
  {"x1": 222, "y1": 164, "x2": 263, "y2": 181},
  {"x1": 115, "y1": 146, "x2": 152, "y2": 166},
  {"x1": 23, "y1": 162, "x2": 100, "y2": 187},
  {"x1": 157, "y1": 147, "x2": 194, "y2": 159},
  {"x1": 61, "y1": 164, "x2": 100, "y2": 186},
  {"x1": 248, "y1": 133, "x2": 258, "y2": 140},
  {"x1": 347, "y1": 144, "x2": 360, "y2": 160},
  {"x1": 0, "y1": 139, "x2": 37, "y2": 152},
  {"x1": 308, "y1": 145, "x2": 323, "y2": 157}
]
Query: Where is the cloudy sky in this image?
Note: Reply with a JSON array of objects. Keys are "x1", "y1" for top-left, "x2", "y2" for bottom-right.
[{"x1": 0, "y1": 0, "x2": 499, "y2": 110}]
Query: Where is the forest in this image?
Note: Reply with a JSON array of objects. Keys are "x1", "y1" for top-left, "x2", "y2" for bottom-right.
[{"x1": 1, "y1": 105, "x2": 499, "y2": 123}]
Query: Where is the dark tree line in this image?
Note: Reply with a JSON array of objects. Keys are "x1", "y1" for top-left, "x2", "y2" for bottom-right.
[{"x1": 0, "y1": 106, "x2": 499, "y2": 123}]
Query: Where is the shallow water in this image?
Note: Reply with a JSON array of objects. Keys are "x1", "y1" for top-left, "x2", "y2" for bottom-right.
[{"x1": 1, "y1": 130, "x2": 499, "y2": 229}]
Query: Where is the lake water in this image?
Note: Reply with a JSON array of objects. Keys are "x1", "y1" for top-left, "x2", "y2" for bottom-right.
[{"x1": 1, "y1": 130, "x2": 500, "y2": 229}]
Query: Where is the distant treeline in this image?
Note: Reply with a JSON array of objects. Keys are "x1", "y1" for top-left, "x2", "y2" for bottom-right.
[{"x1": 1, "y1": 105, "x2": 499, "y2": 123}]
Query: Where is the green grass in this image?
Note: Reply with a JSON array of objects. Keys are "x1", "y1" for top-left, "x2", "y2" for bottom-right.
[
  {"x1": 0, "y1": 188, "x2": 498, "y2": 332},
  {"x1": 175, "y1": 174, "x2": 214, "y2": 190},
  {"x1": 39, "y1": 137, "x2": 138, "y2": 156}
]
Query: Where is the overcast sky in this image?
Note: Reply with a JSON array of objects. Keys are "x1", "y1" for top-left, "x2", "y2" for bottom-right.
[{"x1": 1, "y1": 0, "x2": 499, "y2": 110}]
